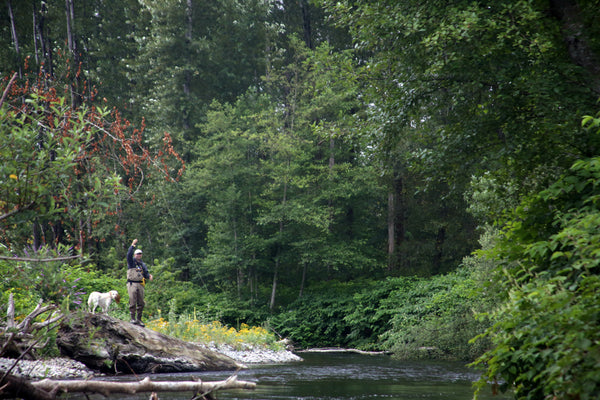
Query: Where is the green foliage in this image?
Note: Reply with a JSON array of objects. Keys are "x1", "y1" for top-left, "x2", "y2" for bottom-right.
[
  {"x1": 270, "y1": 273, "x2": 494, "y2": 359},
  {"x1": 183, "y1": 38, "x2": 387, "y2": 306},
  {"x1": 473, "y1": 151, "x2": 600, "y2": 399},
  {"x1": 269, "y1": 281, "x2": 361, "y2": 348},
  {"x1": 379, "y1": 271, "x2": 494, "y2": 361},
  {"x1": 0, "y1": 246, "x2": 86, "y2": 310},
  {"x1": 0, "y1": 94, "x2": 120, "y2": 245}
]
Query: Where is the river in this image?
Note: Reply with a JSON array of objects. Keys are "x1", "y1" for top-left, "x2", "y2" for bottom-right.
[{"x1": 84, "y1": 352, "x2": 511, "y2": 399}]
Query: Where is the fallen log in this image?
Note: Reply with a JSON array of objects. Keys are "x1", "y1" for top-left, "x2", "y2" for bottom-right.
[
  {"x1": 32, "y1": 375, "x2": 256, "y2": 396},
  {"x1": 299, "y1": 347, "x2": 392, "y2": 355},
  {"x1": 0, "y1": 373, "x2": 255, "y2": 399}
]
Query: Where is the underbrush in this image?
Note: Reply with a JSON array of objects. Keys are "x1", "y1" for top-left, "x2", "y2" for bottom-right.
[{"x1": 269, "y1": 264, "x2": 498, "y2": 361}]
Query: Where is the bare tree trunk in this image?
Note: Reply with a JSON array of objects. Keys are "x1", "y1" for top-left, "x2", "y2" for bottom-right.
[
  {"x1": 233, "y1": 217, "x2": 242, "y2": 300},
  {"x1": 65, "y1": 0, "x2": 82, "y2": 107},
  {"x1": 387, "y1": 175, "x2": 405, "y2": 272},
  {"x1": 394, "y1": 176, "x2": 405, "y2": 269},
  {"x1": 270, "y1": 179, "x2": 287, "y2": 311},
  {"x1": 270, "y1": 260, "x2": 278, "y2": 310},
  {"x1": 387, "y1": 192, "x2": 395, "y2": 271},
  {"x1": 432, "y1": 225, "x2": 446, "y2": 275},
  {"x1": 36, "y1": 0, "x2": 53, "y2": 78},
  {"x1": 183, "y1": 0, "x2": 192, "y2": 130},
  {"x1": 300, "y1": 0, "x2": 312, "y2": 49},
  {"x1": 7, "y1": 0, "x2": 22, "y2": 78},
  {"x1": 32, "y1": 0, "x2": 39, "y2": 65},
  {"x1": 299, "y1": 262, "x2": 307, "y2": 298}
]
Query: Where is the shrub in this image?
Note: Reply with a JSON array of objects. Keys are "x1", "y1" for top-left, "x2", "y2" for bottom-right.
[{"x1": 473, "y1": 155, "x2": 600, "y2": 399}]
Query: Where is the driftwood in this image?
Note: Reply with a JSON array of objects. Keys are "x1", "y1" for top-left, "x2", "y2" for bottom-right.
[
  {"x1": 33, "y1": 375, "x2": 256, "y2": 396},
  {"x1": 1, "y1": 294, "x2": 63, "y2": 359},
  {"x1": 0, "y1": 373, "x2": 255, "y2": 399},
  {"x1": 299, "y1": 347, "x2": 392, "y2": 355}
]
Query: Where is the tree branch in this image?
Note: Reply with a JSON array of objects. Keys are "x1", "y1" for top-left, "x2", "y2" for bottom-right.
[
  {"x1": 0, "y1": 72, "x2": 18, "y2": 108},
  {"x1": 0, "y1": 255, "x2": 81, "y2": 262},
  {"x1": 0, "y1": 201, "x2": 36, "y2": 222}
]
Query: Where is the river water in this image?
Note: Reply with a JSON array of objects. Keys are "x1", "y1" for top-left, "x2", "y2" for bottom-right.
[{"x1": 83, "y1": 352, "x2": 511, "y2": 400}]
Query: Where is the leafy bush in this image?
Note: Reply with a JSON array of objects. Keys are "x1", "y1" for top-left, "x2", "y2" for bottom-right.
[
  {"x1": 269, "y1": 274, "x2": 494, "y2": 359},
  {"x1": 473, "y1": 154, "x2": 600, "y2": 399},
  {"x1": 269, "y1": 280, "x2": 369, "y2": 348},
  {"x1": 379, "y1": 270, "x2": 494, "y2": 361}
]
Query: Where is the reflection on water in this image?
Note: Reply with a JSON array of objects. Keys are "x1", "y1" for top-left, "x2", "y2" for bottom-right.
[{"x1": 74, "y1": 352, "x2": 511, "y2": 400}]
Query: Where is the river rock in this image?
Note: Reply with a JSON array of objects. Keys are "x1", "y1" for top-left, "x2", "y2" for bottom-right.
[{"x1": 56, "y1": 312, "x2": 243, "y2": 374}]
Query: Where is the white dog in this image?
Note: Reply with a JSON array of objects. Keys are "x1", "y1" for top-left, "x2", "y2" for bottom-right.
[{"x1": 88, "y1": 290, "x2": 121, "y2": 313}]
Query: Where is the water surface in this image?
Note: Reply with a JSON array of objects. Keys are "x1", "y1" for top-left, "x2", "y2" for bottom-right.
[{"x1": 82, "y1": 352, "x2": 511, "y2": 399}]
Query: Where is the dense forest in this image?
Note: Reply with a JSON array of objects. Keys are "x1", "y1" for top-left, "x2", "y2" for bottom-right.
[{"x1": 1, "y1": 1, "x2": 600, "y2": 398}]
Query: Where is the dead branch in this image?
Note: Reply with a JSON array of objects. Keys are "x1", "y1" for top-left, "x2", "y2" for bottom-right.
[
  {"x1": 0, "y1": 72, "x2": 18, "y2": 109},
  {"x1": 32, "y1": 375, "x2": 256, "y2": 397},
  {"x1": 30, "y1": 313, "x2": 63, "y2": 331},
  {"x1": 17, "y1": 301, "x2": 57, "y2": 333},
  {"x1": 0, "y1": 374, "x2": 55, "y2": 400},
  {"x1": 5, "y1": 294, "x2": 14, "y2": 330},
  {"x1": 1, "y1": 297, "x2": 62, "y2": 359},
  {"x1": 0, "y1": 255, "x2": 81, "y2": 262}
]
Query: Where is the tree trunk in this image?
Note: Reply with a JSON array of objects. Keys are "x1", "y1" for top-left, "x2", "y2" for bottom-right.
[
  {"x1": 35, "y1": 0, "x2": 53, "y2": 78},
  {"x1": 432, "y1": 225, "x2": 446, "y2": 275},
  {"x1": 65, "y1": 0, "x2": 82, "y2": 107},
  {"x1": 549, "y1": 0, "x2": 600, "y2": 94},
  {"x1": 299, "y1": 262, "x2": 307, "y2": 298},
  {"x1": 269, "y1": 260, "x2": 278, "y2": 310},
  {"x1": 270, "y1": 177, "x2": 287, "y2": 310},
  {"x1": 300, "y1": 0, "x2": 312, "y2": 49},
  {"x1": 394, "y1": 176, "x2": 405, "y2": 269},
  {"x1": 387, "y1": 191, "x2": 395, "y2": 271},
  {"x1": 183, "y1": 0, "x2": 193, "y2": 130},
  {"x1": 387, "y1": 175, "x2": 405, "y2": 272},
  {"x1": 7, "y1": 0, "x2": 22, "y2": 78}
]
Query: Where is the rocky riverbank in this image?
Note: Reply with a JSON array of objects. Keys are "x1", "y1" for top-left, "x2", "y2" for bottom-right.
[
  {"x1": 0, "y1": 344, "x2": 302, "y2": 380},
  {"x1": 202, "y1": 342, "x2": 303, "y2": 364},
  {"x1": 0, "y1": 357, "x2": 95, "y2": 379}
]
